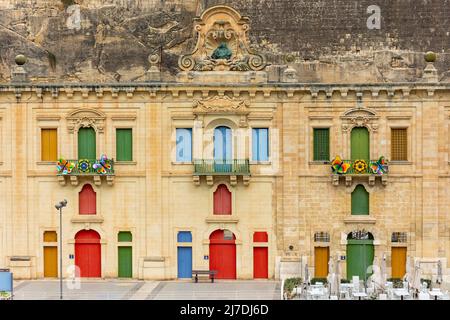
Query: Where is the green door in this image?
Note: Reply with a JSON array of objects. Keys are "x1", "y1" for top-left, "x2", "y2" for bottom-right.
[
  {"x1": 351, "y1": 127, "x2": 369, "y2": 160},
  {"x1": 78, "y1": 127, "x2": 96, "y2": 159},
  {"x1": 118, "y1": 246, "x2": 132, "y2": 278},
  {"x1": 346, "y1": 240, "x2": 374, "y2": 281}
]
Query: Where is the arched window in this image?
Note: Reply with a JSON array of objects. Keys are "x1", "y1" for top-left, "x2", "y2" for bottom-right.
[
  {"x1": 79, "y1": 184, "x2": 96, "y2": 215},
  {"x1": 351, "y1": 185, "x2": 369, "y2": 215},
  {"x1": 213, "y1": 184, "x2": 232, "y2": 215},
  {"x1": 214, "y1": 126, "x2": 232, "y2": 160}
]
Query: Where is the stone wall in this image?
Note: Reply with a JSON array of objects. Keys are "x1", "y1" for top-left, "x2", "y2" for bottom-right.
[{"x1": 1, "y1": 0, "x2": 449, "y2": 83}]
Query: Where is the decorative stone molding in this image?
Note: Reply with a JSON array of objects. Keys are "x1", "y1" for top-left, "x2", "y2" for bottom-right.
[
  {"x1": 66, "y1": 108, "x2": 106, "y2": 134},
  {"x1": 178, "y1": 5, "x2": 266, "y2": 72},
  {"x1": 193, "y1": 95, "x2": 250, "y2": 127},
  {"x1": 340, "y1": 107, "x2": 379, "y2": 132}
]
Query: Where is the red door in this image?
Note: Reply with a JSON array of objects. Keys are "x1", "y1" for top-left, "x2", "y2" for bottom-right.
[
  {"x1": 253, "y1": 247, "x2": 268, "y2": 279},
  {"x1": 209, "y1": 230, "x2": 236, "y2": 279},
  {"x1": 75, "y1": 230, "x2": 101, "y2": 277}
]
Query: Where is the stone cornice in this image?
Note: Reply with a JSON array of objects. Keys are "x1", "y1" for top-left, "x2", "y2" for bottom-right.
[{"x1": 1, "y1": 82, "x2": 450, "y2": 100}]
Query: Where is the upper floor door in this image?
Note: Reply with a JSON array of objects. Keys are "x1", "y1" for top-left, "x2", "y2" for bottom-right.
[
  {"x1": 351, "y1": 127, "x2": 369, "y2": 160},
  {"x1": 78, "y1": 127, "x2": 96, "y2": 159},
  {"x1": 214, "y1": 126, "x2": 232, "y2": 161}
]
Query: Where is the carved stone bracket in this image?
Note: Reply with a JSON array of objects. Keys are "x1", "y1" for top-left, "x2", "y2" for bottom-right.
[{"x1": 67, "y1": 108, "x2": 106, "y2": 134}]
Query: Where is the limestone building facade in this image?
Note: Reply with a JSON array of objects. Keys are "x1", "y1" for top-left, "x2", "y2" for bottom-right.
[{"x1": 0, "y1": 5, "x2": 450, "y2": 283}]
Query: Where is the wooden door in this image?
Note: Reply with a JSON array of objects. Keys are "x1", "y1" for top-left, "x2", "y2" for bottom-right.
[
  {"x1": 177, "y1": 247, "x2": 193, "y2": 279},
  {"x1": 209, "y1": 230, "x2": 236, "y2": 279},
  {"x1": 118, "y1": 246, "x2": 132, "y2": 278},
  {"x1": 213, "y1": 184, "x2": 232, "y2": 215},
  {"x1": 253, "y1": 247, "x2": 268, "y2": 279},
  {"x1": 391, "y1": 247, "x2": 407, "y2": 279},
  {"x1": 314, "y1": 247, "x2": 329, "y2": 278},
  {"x1": 43, "y1": 246, "x2": 58, "y2": 277},
  {"x1": 346, "y1": 240, "x2": 374, "y2": 281},
  {"x1": 351, "y1": 127, "x2": 370, "y2": 160},
  {"x1": 78, "y1": 127, "x2": 96, "y2": 159},
  {"x1": 75, "y1": 230, "x2": 101, "y2": 278}
]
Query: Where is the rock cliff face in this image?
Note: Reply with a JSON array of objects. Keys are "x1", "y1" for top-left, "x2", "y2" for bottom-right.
[{"x1": 0, "y1": 0, "x2": 449, "y2": 83}]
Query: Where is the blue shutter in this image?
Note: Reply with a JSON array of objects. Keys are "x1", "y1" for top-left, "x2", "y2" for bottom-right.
[
  {"x1": 177, "y1": 231, "x2": 192, "y2": 243},
  {"x1": 214, "y1": 126, "x2": 232, "y2": 160},
  {"x1": 176, "y1": 128, "x2": 192, "y2": 162},
  {"x1": 253, "y1": 128, "x2": 269, "y2": 161}
]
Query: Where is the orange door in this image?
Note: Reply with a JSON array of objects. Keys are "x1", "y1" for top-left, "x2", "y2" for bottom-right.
[
  {"x1": 391, "y1": 247, "x2": 407, "y2": 279},
  {"x1": 44, "y1": 246, "x2": 58, "y2": 277},
  {"x1": 314, "y1": 247, "x2": 329, "y2": 278}
]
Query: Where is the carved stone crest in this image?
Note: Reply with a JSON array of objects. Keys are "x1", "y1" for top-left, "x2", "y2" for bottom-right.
[
  {"x1": 67, "y1": 108, "x2": 106, "y2": 133},
  {"x1": 193, "y1": 95, "x2": 249, "y2": 115},
  {"x1": 179, "y1": 6, "x2": 266, "y2": 72},
  {"x1": 341, "y1": 107, "x2": 379, "y2": 132}
]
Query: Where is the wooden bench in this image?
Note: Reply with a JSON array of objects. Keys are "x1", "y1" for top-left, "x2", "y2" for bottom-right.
[{"x1": 192, "y1": 270, "x2": 218, "y2": 283}]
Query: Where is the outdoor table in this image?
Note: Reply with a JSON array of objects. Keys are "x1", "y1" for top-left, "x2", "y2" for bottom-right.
[
  {"x1": 353, "y1": 292, "x2": 368, "y2": 300},
  {"x1": 429, "y1": 291, "x2": 443, "y2": 300},
  {"x1": 394, "y1": 290, "x2": 410, "y2": 300}
]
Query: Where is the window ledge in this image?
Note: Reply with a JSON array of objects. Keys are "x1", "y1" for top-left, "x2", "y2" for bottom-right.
[
  {"x1": 390, "y1": 161, "x2": 412, "y2": 165},
  {"x1": 205, "y1": 215, "x2": 239, "y2": 223},
  {"x1": 344, "y1": 216, "x2": 376, "y2": 224},
  {"x1": 116, "y1": 161, "x2": 137, "y2": 165},
  {"x1": 309, "y1": 161, "x2": 330, "y2": 165},
  {"x1": 172, "y1": 161, "x2": 193, "y2": 165},
  {"x1": 249, "y1": 161, "x2": 271, "y2": 165},
  {"x1": 71, "y1": 215, "x2": 104, "y2": 223},
  {"x1": 37, "y1": 161, "x2": 57, "y2": 165}
]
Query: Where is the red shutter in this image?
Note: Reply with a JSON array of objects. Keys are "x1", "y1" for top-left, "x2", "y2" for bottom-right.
[
  {"x1": 253, "y1": 232, "x2": 268, "y2": 242},
  {"x1": 253, "y1": 247, "x2": 268, "y2": 279},
  {"x1": 213, "y1": 184, "x2": 231, "y2": 215},
  {"x1": 79, "y1": 184, "x2": 96, "y2": 215}
]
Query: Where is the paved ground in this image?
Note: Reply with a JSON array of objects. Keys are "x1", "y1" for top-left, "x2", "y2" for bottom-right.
[{"x1": 12, "y1": 279, "x2": 281, "y2": 300}]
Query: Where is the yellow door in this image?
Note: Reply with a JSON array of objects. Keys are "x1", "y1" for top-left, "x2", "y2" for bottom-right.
[
  {"x1": 44, "y1": 246, "x2": 58, "y2": 277},
  {"x1": 314, "y1": 247, "x2": 329, "y2": 278},
  {"x1": 391, "y1": 247, "x2": 407, "y2": 279},
  {"x1": 41, "y1": 129, "x2": 57, "y2": 161}
]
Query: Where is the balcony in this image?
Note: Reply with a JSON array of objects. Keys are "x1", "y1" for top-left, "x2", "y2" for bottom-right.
[
  {"x1": 56, "y1": 158, "x2": 115, "y2": 186},
  {"x1": 331, "y1": 157, "x2": 388, "y2": 186},
  {"x1": 193, "y1": 159, "x2": 250, "y2": 186}
]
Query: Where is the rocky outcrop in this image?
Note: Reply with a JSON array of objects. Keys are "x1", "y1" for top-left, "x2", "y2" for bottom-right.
[{"x1": 0, "y1": 0, "x2": 449, "y2": 83}]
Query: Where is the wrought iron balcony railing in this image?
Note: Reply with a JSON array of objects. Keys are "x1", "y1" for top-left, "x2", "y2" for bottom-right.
[
  {"x1": 330, "y1": 157, "x2": 389, "y2": 175},
  {"x1": 56, "y1": 158, "x2": 115, "y2": 176},
  {"x1": 194, "y1": 159, "x2": 250, "y2": 175}
]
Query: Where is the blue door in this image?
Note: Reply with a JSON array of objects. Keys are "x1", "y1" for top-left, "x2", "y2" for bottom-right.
[
  {"x1": 214, "y1": 126, "x2": 232, "y2": 172},
  {"x1": 177, "y1": 247, "x2": 192, "y2": 278}
]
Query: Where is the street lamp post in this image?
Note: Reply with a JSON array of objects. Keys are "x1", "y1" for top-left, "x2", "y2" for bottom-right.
[{"x1": 55, "y1": 199, "x2": 67, "y2": 300}]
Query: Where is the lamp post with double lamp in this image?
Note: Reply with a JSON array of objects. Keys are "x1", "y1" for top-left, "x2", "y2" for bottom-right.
[{"x1": 55, "y1": 199, "x2": 67, "y2": 300}]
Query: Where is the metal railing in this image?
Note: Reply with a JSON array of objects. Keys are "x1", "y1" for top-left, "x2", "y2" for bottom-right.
[
  {"x1": 56, "y1": 158, "x2": 115, "y2": 176},
  {"x1": 331, "y1": 159, "x2": 389, "y2": 175},
  {"x1": 194, "y1": 159, "x2": 250, "y2": 175}
]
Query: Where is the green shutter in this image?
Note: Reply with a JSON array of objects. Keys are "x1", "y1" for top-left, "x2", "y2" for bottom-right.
[
  {"x1": 78, "y1": 127, "x2": 96, "y2": 159},
  {"x1": 118, "y1": 231, "x2": 132, "y2": 242},
  {"x1": 118, "y1": 246, "x2": 132, "y2": 278},
  {"x1": 313, "y1": 128, "x2": 329, "y2": 161},
  {"x1": 116, "y1": 129, "x2": 133, "y2": 161},
  {"x1": 351, "y1": 185, "x2": 369, "y2": 215},
  {"x1": 351, "y1": 127, "x2": 370, "y2": 160}
]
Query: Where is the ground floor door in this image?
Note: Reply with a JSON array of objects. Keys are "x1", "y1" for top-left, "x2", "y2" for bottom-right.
[
  {"x1": 177, "y1": 247, "x2": 192, "y2": 278},
  {"x1": 253, "y1": 247, "x2": 268, "y2": 279},
  {"x1": 75, "y1": 230, "x2": 101, "y2": 278},
  {"x1": 314, "y1": 247, "x2": 329, "y2": 278},
  {"x1": 43, "y1": 246, "x2": 57, "y2": 277},
  {"x1": 118, "y1": 246, "x2": 132, "y2": 278},
  {"x1": 346, "y1": 240, "x2": 374, "y2": 281},
  {"x1": 391, "y1": 247, "x2": 407, "y2": 279},
  {"x1": 209, "y1": 229, "x2": 236, "y2": 279}
]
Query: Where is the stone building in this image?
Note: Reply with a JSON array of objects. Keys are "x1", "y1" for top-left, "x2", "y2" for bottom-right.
[{"x1": 0, "y1": 2, "x2": 450, "y2": 283}]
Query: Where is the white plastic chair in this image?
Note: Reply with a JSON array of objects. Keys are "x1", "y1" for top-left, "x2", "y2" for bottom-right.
[
  {"x1": 379, "y1": 293, "x2": 387, "y2": 300},
  {"x1": 418, "y1": 292, "x2": 430, "y2": 300},
  {"x1": 352, "y1": 276, "x2": 360, "y2": 293}
]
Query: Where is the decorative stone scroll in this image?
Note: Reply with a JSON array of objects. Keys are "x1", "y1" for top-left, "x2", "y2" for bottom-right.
[
  {"x1": 179, "y1": 5, "x2": 266, "y2": 72},
  {"x1": 66, "y1": 108, "x2": 106, "y2": 134}
]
